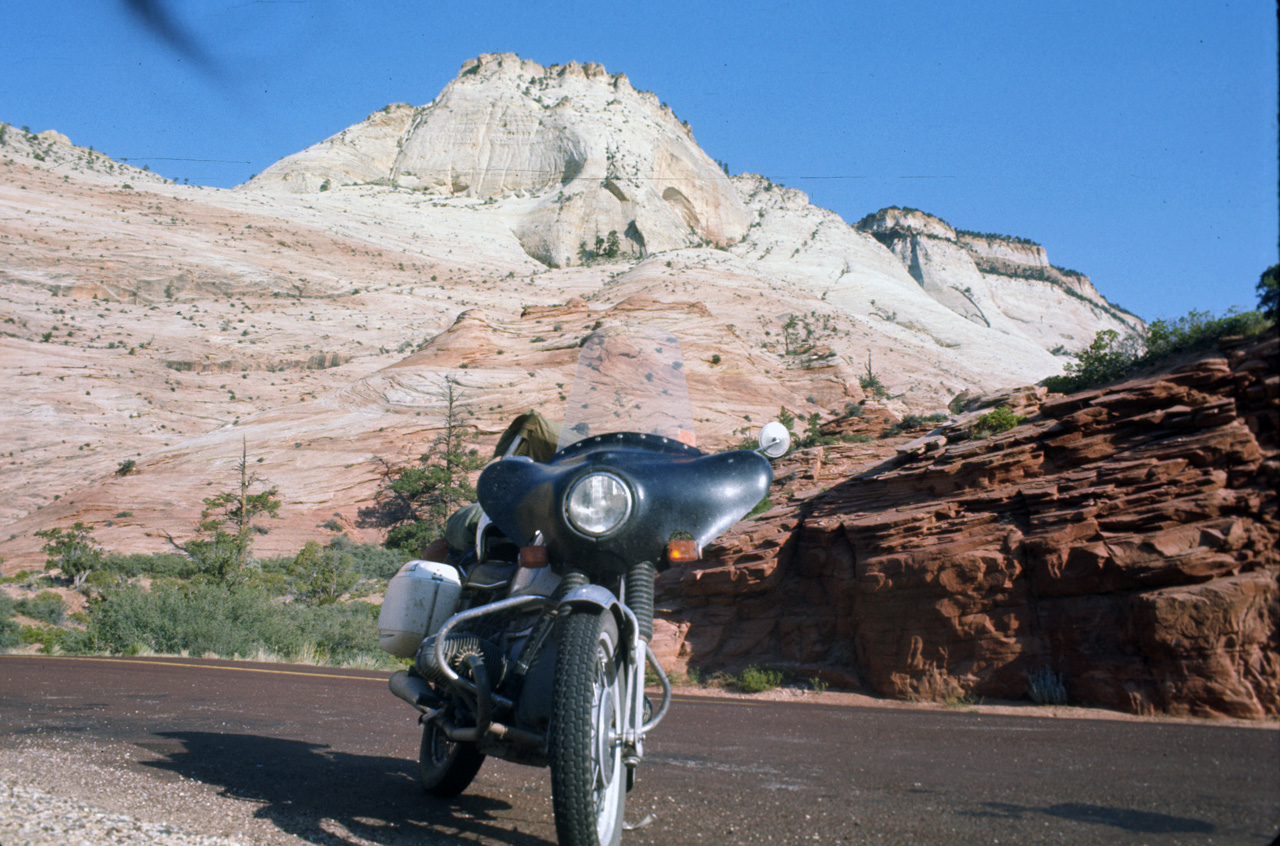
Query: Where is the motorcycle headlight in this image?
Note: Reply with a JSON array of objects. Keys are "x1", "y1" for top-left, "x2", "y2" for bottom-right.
[{"x1": 565, "y1": 472, "x2": 632, "y2": 536}]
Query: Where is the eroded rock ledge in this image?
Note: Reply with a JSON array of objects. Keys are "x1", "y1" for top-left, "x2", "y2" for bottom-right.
[{"x1": 656, "y1": 334, "x2": 1279, "y2": 719}]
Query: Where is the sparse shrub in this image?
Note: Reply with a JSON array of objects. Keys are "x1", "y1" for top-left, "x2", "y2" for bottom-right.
[
  {"x1": 20, "y1": 625, "x2": 69, "y2": 653},
  {"x1": 115, "y1": 459, "x2": 136, "y2": 476},
  {"x1": 1027, "y1": 666, "x2": 1068, "y2": 705},
  {"x1": 859, "y1": 367, "x2": 890, "y2": 400},
  {"x1": 884, "y1": 412, "x2": 948, "y2": 438},
  {"x1": 1142, "y1": 308, "x2": 1269, "y2": 360},
  {"x1": 364, "y1": 377, "x2": 487, "y2": 558},
  {"x1": 942, "y1": 689, "x2": 980, "y2": 709},
  {"x1": 798, "y1": 412, "x2": 839, "y2": 448}
]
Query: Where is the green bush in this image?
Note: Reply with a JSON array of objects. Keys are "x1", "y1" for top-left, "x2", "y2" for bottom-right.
[
  {"x1": 36, "y1": 522, "x2": 104, "y2": 588},
  {"x1": 17, "y1": 623, "x2": 92, "y2": 653},
  {"x1": 1258, "y1": 264, "x2": 1278, "y2": 322},
  {"x1": 1042, "y1": 329, "x2": 1141, "y2": 393},
  {"x1": 13, "y1": 591, "x2": 67, "y2": 625},
  {"x1": 972, "y1": 406, "x2": 1025, "y2": 437},
  {"x1": 326, "y1": 535, "x2": 409, "y2": 578},
  {"x1": 745, "y1": 497, "x2": 773, "y2": 520},
  {"x1": 81, "y1": 581, "x2": 390, "y2": 666},
  {"x1": 1044, "y1": 304, "x2": 1270, "y2": 395},
  {"x1": 735, "y1": 665, "x2": 784, "y2": 694},
  {"x1": 0, "y1": 593, "x2": 17, "y2": 649},
  {"x1": 1142, "y1": 308, "x2": 1270, "y2": 360},
  {"x1": 0, "y1": 617, "x2": 18, "y2": 649},
  {"x1": 288, "y1": 541, "x2": 357, "y2": 605},
  {"x1": 102, "y1": 552, "x2": 201, "y2": 580}
]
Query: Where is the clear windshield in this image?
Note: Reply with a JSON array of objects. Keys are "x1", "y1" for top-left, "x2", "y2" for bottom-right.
[{"x1": 558, "y1": 325, "x2": 696, "y2": 451}]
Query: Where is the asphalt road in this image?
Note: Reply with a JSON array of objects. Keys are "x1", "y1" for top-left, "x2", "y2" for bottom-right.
[{"x1": 0, "y1": 655, "x2": 1276, "y2": 845}]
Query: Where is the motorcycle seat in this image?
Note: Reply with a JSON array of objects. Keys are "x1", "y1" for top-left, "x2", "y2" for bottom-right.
[{"x1": 465, "y1": 560, "x2": 517, "y2": 591}]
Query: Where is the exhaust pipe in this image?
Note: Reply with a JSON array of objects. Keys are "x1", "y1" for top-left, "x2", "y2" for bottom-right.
[{"x1": 389, "y1": 670, "x2": 443, "y2": 711}]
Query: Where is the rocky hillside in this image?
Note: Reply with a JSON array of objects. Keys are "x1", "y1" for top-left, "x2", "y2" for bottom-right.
[
  {"x1": 654, "y1": 334, "x2": 1279, "y2": 719},
  {"x1": 856, "y1": 206, "x2": 1142, "y2": 356},
  {"x1": 2, "y1": 54, "x2": 1136, "y2": 574}
]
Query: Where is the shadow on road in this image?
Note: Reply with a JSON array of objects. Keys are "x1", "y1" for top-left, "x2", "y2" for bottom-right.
[
  {"x1": 142, "y1": 731, "x2": 552, "y2": 846},
  {"x1": 973, "y1": 801, "x2": 1216, "y2": 835}
]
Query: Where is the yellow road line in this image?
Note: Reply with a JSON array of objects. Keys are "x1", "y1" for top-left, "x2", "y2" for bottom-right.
[
  {"x1": 2, "y1": 654, "x2": 387, "y2": 683},
  {"x1": 7, "y1": 657, "x2": 768, "y2": 704}
]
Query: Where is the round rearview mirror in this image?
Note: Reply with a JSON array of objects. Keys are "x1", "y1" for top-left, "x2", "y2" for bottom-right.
[{"x1": 757, "y1": 421, "x2": 791, "y2": 459}]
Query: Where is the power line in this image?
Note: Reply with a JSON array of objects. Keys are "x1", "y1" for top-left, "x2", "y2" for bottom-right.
[{"x1": 119, "y1": 157, "x2": 251, "y2": 163}]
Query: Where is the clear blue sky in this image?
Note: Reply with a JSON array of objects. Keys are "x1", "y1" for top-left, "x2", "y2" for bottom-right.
[{"x1": 2, "y1": 1, "x2": 1275, "y2": 322}]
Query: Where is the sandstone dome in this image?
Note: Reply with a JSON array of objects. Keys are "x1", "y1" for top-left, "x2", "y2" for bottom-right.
[{"x1": 244, "y1": 53, "x2": 750, "y2": 268}]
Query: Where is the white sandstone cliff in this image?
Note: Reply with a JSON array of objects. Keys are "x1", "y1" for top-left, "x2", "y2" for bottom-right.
[{"x1": 244, "y1": 53, "x2": 749, "y2": 268}]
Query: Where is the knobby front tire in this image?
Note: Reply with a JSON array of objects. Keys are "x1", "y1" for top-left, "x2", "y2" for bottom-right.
[{"x1": 549, "y1": 610, "x2": 627, "y2": 846}]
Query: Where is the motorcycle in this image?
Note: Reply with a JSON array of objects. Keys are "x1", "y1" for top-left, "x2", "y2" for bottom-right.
[{"x1": 377, "y1": 325, "x2": 791, "y2": 846}]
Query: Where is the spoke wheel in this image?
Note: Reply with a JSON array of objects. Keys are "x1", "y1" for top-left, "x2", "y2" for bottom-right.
[
  {"x1": 418, "y1": 719, "x2": 485, "y2": 798},
  {"x1": 550, "y1": 611, "x2": 627, "y2": 846}
]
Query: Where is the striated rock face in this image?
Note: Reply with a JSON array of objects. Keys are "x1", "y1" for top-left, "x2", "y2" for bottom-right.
[
  {"x1": 243, "y1": 104, "x2": 417, "y2": 192},
  {"x1": 656, "y1": 335, "x2": 1280, "y2": 718},
  {"x1": 856, "y1": 207, "x2": 1142, "y2": 354},
  {"x1": 244, "y1": 53, "x2": 749, "y2": 267}
]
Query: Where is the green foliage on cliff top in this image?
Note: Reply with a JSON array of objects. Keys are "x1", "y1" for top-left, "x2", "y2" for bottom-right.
[{"x1": 1044, "y1": 300, "x2": 1271, "y2": 395}]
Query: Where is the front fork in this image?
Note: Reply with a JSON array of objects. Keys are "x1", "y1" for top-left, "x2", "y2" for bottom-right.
[
  {"x1": 620, "y1": 624, "x2": 673, "y2": 777},
  {"x1": 616, "y1": 558, "x2": 671, "y2": 778}
]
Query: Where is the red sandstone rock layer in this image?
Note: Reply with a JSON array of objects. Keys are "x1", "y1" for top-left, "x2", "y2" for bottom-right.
[{"x1": 656, "y1": 334, "x2": 1279, "y2": 719}]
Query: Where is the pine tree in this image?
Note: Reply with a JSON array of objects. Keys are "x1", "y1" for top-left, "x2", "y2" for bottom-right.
[
  {"x1": 380, "y1": 377, "x2": 488, "y2": 556},
  {"x1": 184, "y1": 441, "x2": 281, "y2": 584}
]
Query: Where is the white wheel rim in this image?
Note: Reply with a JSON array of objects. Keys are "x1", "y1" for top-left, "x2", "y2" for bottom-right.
[{"x1": 591, "y1": 630, "x2": 624, "y2": 841}]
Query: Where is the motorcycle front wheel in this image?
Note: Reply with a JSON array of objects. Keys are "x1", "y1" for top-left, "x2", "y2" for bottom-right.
[
  {"x1": 418, "y1": 719, "x2": 485, "y2": 798},
  {"x1": 549, "y1": 610, "x2": 627, "y2": 846}
]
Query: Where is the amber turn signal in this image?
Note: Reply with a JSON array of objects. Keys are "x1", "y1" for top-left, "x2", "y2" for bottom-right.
[
  {"x1": 519, "y1": 546, "x2": 548, "y2": 568},
  {"x1": 665, "y1": 539, "x2": 700, "y2": 563}
]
